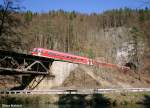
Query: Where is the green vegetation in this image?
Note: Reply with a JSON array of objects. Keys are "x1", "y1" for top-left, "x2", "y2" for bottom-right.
[
  {"x1": 105, "y1": 92, "x2": 150, "y2": 105},
  {"x1": 0, "y1": 92, "x2": 150, "y2": 106},
  {"x1": 24, "y1": 11, "x2": 33, "y2": 24},
  {"x1": 0, "y1": 94, "x2": 59, "y2": 104}
]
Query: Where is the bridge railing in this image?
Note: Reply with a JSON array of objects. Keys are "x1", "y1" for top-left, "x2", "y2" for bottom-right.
[{"x1": 0, "y1": 88, "x2": 150, "y2": 95}]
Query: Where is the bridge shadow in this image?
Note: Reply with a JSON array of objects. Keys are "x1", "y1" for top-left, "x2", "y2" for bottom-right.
[
  {"x1": 58, "y1": 94, "x2": 111, "y2": 108},
  {"x1": 142, "y1": 95, "x2": 150, "y2": 108},
  {"x1": 136, "y1": 94, "x2": 150, "y2": 108},
  {"x1": 11, "y1": 75, "x2": 36, "y2": 90}
]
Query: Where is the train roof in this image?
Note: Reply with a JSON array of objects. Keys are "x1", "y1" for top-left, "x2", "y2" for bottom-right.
[{"x1": 33, "y1": 48, "x2": 88, "y2": 59}]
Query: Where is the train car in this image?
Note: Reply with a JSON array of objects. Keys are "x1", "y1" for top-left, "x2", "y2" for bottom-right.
[{"x1": 32, "y1": 48, "x2": 90, "y2": 65}]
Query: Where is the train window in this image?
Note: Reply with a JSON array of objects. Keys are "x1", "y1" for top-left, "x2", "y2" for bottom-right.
[
  {"x1": 43, "y1": 50, "x2": 47, "y2": 54},
  {"x1": 66, "y1": 56, "x2": 70, "y2": 58},
  {"x1": 48, "y1": 52, "x2": 53, "y2": 55},
  {"x1": 38, "y1": 49, "x2": 41, "y2": 53},
  {"x1": 77, "y1": 58, "x2": 81, "y2": 61},
  {"x1": 33, "y1": 48, "x2": 38, "y2": 52},
  {"x1": 38, "y1": 49, "x2": 43, "y2": 54},
  {"x1": 70, "y1": 57, "x2": 76, "y2": 60},
  {"x1": 80, "y1": 59, "x2": 83, "y2": 61},
  {"x1": 48, "y1": 52, "x2": 56, "y2": 56},
  {"x1": 55, "y1": 54, "x2": 59, "y2": 56}
]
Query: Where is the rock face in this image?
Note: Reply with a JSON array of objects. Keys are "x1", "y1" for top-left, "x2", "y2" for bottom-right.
[
  {"x1": 100, "y1": 27, "x2": 145, "y2": 69},
  {"x1": 116, "y1": 41, "x2": 144, "y2": 66},
  {"x1": 34, "y1": 61, "x2": 78, "y2": 89}
]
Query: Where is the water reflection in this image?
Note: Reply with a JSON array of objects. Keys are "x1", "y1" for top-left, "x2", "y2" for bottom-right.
[
  {"x1": 58, "y1": 94, "x2": 111, "y2": 107},
  {"x1": 22, "y1": 104, "x2": 145, "y2": 108},
  {"x1": 1, "y1": 94, "x2": 149, "y2": 108},
  {"x1": 23, "y1": 104, "x2": 58, "y2": 108}
]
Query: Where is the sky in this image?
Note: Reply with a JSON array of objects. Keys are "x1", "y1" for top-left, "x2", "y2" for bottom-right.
[{"x1": 0, "y1": 0, "x2": 149, "y2": 14}]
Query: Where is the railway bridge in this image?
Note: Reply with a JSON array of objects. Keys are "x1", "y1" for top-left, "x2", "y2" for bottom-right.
[
  {"x1": 0, "y1": 49, "x2": 129, "y2": 90},
  {"x1": 0, "y1": 50, "x2": 54, "y2": 75},
  {"x1": 0, "y1": 50, "x2": 55, "y2": 89}
]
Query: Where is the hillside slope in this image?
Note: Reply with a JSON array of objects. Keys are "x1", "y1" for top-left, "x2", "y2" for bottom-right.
[
  {"x1": 62, "y1": 64, "x2": 150, "y2": 89},
  {"x1": 0, "y1": 8, "x2": 149, "y2": 89}
]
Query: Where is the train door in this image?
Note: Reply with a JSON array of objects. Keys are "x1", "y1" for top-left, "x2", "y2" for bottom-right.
[
  {"x1": 89, "y1": 59, "x2": 93, "y2": 65},
  {"x1": 37, "y1": 49, "x2": 42, "y2": 56}
]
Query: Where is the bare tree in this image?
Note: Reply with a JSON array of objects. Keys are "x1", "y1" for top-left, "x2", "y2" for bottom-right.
[{"x1": 0, "y1": 0, "x2": 21, "y2": 37}]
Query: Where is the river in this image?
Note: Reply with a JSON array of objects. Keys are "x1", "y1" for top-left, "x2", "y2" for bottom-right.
[{"x1": 17, "y1": 104, "x2": 146, "y2": 108}]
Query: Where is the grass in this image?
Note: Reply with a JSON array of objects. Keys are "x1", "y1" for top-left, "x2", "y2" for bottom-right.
[
  {"x1": 0, "y1": 92, "x2": 149, "y2": 106},
  {"x1": 104, "y1": 92, "x2": 150, "y2": 105},
  {"x1": 0, "y1": 94, "x2": 59, "y2": 104}
]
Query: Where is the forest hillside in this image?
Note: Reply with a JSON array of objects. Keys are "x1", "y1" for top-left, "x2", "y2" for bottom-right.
[{"x1": 0, "y1": 7, "x2": 150, "y2": 88}]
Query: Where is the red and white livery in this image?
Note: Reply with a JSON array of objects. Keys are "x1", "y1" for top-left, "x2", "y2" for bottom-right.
[
  {"x1": 32, "y1": 48, "x2": 91, "y2": 65},
  {"x1": 31, "y1": 48, "x2": 129, "y2": 70}
]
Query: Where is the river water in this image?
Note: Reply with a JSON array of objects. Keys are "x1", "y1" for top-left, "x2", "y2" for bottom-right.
[{"x1": 21, "y1": 104, "x2": 146, "y2": 108}]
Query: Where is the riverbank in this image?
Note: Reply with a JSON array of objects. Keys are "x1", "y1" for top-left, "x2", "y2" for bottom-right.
[{"x1": 0, "y1": 92, "x2": 150, "y2": 107}]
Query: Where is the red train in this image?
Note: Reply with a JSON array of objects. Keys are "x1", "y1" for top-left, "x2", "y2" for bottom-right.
[
  {"x1": 31, "y1": 48, "x2": 92, "y2": 65},
  {"x1": 31, "y1": 48, "x2": 129, "y2": 70}
]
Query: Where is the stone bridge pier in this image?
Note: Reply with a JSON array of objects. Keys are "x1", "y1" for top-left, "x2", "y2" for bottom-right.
[{"x1": 24, "y1": 61, "x2": 78, "y2": 90}]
